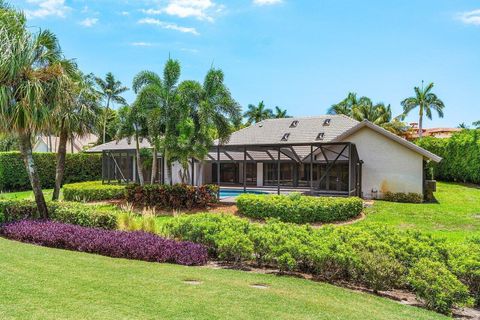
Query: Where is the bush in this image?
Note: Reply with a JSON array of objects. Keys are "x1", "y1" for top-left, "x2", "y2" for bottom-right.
[
  {"x1": 236, "y1": 194, "x2": 363, "y2": 223},
  {"x1": 162, "y1": 214, "x2": 477, "y2": 314},
  {"x1": 416, "y1": 130, "x2": 480, "y2": 184},
  {"x1": 383, "y1": 192, "x2": 423, "y2": 203},
  {"x1": 125, "y1": 184, "x2": 218, "y2": 210},
  {"x1": 0, "y1": 220, "x2": 208, "y2": 266},
  {"x1": 63, "y1": 181, "x2": 126, "y2": 202},
  {"x1": 0, "y1": 199, "x2": 118, "y2": 229},
  {"x1": 408, "y1": 259, "x2": 472, "y2": 315},
  {"x1": 0, "y1": 152, "x2": 101, "y2": 192}
]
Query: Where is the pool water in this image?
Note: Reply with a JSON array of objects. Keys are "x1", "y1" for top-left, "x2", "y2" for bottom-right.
[{"x1": 219, "y1": 189, "x2": 268, "y2": 198}]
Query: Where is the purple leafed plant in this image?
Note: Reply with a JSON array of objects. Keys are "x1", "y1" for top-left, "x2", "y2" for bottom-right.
[{"x1": 0, "y1": 220, "x2": 208, "y2": 266}]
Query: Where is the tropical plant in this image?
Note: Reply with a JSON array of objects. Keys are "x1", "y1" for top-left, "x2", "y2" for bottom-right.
[
  {"x1": 0, "y1": 4, "x2": 67, "y2": 217},
  {"x1": 132, "y1": 59, "x2": 181, "y2": 184},
  {"x1": 0, "y1": 134, "x2": 18, "y2": 151},
  {"x1": 401, "y1": 82, "x2": 445, "y2": 139},
  {"x1": 244, "y1": 101, "x2": 273, "y2": 125},
  {"x1": 458, "y1": 123, "x2": 469, "y2": 129},
  {"x1": 329, "y1": 93, "x2": 392, "y2": 125},
  {"x1": 51, "y1": 71, "x2": 100, "y2": 200},
  {"x1": 274, "y1": 106, "x2": 290, "y2": 118},
  {"x1": 94, "y1": 72, "x2": 128, "y2": 144},
  {"x1": 472, "y1": 120, "x2": 480, "y2": 129}
]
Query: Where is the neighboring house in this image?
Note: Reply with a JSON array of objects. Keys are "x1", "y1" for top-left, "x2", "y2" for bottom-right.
[
  {"x1": 33, "y1": 134, "x2": 98, "y2": 153},
  {"x1": 406, "y1": 123, "x2": 462, "y2": 140},
  {"x1": 88, "y1": 115, "x2": 441, "y2": 199}
]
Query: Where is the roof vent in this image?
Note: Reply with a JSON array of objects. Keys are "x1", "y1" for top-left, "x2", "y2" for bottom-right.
[
  {"x1": 281, "y1": 133, "x2": 290, "y2": 141},
  {"x1": 290, "y1": 120, "x2": 299, "y2": 128},
  {"x1": 316, "y1": 132, "x2": 325, "y2": 141},
  {"x1": 323, "y1": 119, "x2": 331, "y2": 126}
]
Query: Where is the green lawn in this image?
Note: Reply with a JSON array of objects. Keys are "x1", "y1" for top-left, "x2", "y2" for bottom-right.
[
  {"x1": 0, "y1": 188, "x2": 53, "y2": 200},
  {"x1": 361, "y1": 182, "x2": 480, "y2": 241},
  {"x1": 0, "y1": 237, "x2": 445, "y2": 320}
]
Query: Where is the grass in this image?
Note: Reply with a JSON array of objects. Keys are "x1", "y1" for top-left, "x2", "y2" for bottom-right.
[
  {"x1": 0, "y1": 188, "x2": 53, "y2": 200},
  {"x1": 360, "y1": 182, "x2": 480, "y2": 242},
  {"x1": 0, "y1": 237, "x2": 446, "y2": 320}
]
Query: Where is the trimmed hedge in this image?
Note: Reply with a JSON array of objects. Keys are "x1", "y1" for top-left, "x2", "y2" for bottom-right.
[
  {"x1": 0, "y1": 152, "x2": 102, "y2": 192},
  {"x1": 163, "y1": 214, "x2": 477, "y2": 315},
  {"x1": 125, "y1": 184, "x2": 219, "y2": 209},
  {"x1": 1, "y1": 220, "x2": 208, "y2": 266},
  {"x1": 63, "y1": 181, "x2": 126, "y2": 202},
  {"x1": 236, "y1": 193, "x2": 363, "y2": 223},
  {"x1": 416, "y1": 130, "x2": 480, "y2": 184},
  {"x1": 0, "y1": 199, "x2": 118, "y2": 229},
  {"x1": 383, "y1": 192, "x2": 423, "y2": 203}
]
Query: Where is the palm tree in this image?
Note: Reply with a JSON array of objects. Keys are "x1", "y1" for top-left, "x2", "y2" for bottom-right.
[
  {"x1": 132, "y1": 59, "x2": 181, "y2": 184},
  {"x1": 0, "y1": 4, "x2": 65, "y2": 217},
  {"x1": 176, "y1": 68, "x2": 241, "y2": 183},
  {"x1": 352, "y1": 98, "x2": 392, "y2": 125},
  {"x1": 473, "y1": 121, "x2": 480, "y2": 129},
  {"x1": 328, "y1": 92, "x2": 360, "y2": 116},
  {"x1": 401, "y1": 81, "x2": 445, "y2": 139},
  {"x1": 51, "y1": 70, "x2": 100, "y2": 200},
  {"x1": 244, "y1": 101, "x2": 273, "y2": 125},
  {"x1": 274, "y1": 106, "x2": 290, "y2": 118},
  {"x1": 95, "y1": 73, "x2": 128, "y2": 144}
]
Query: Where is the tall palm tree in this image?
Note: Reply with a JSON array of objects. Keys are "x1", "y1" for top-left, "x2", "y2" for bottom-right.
[
  {"x1": 95, "y1": 72, "x2": 128, "y2": 144},
  {"x1": 244, "y1": 101, "x2": 273, "y2": 125},
  {"x1": 0, "y1": 4, "x2": 65, "y2": 217},
  {"x1": 274, "y1": 106, "x2": 290, "y2": 118},
  {"x1": 176, "y1": 68, "x2": 241, "y2": 183},
  {"x1": 132, "y1": 59, "x2": 181, "y2": 184},
  {"x1": 401, "y1": 81, "x2": 445, "y2": 139},
  {"x1": 328, "y1": 92, "x2": 360, "y2": 116},
  {"x1": 51, "y1": 70, "x2": 100, "y2": 200},
  {"x1": 352, "y1": 98, "x2": 392, "y2": 125}
]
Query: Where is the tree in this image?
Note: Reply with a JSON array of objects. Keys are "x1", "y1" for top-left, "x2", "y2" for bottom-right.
[
  {"x1": 458, "y1": 123, "x2": 469, "y2": 129},
  {"x1": 176, "y1": 68, "x2": 241, "y2": 183},
  {"x1": 328, "y1": 92, "x2": 360, "y2": 116},
  {"x1": 401, "y1": 82, "x2": 445, "y2": 139},
  {"x1": 51, "y1": 70, "x2": 100, "y2": 200},
  {"x1": 472, "y1": 121, "x2": 480, "y2": 129},
  {"x1": 95, "y1": 72, "x2": 128, "y2": 144},
  {"x1": 244, "y1": 101, "x2": 273, "y2": 125},
  {"x1": 132, "y1": 59, "x2": 181, "y2": 184},
  {"x1": 329, "y1": 93, "x2": 392, "y2": 125},
  {"x1": 0, "y1": 4, "x2": 66, "y2": 217},
  {"x1": 274, "y1": 106, "x2": 290, "y2": 118}
]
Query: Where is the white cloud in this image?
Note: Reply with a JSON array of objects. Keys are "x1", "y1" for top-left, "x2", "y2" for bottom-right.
[
  {"x1": 120, "y1": 11, "x2": 130, "y2": 16},
  {"x1": 131, "y1": 42, "x2": 153, "y2": 47},
  {"x1": 253, "y1": 0, "x2": 282, "y2": 6},
  {"x1": 80, "y1": 17, "x2": 98, "y2": 27},
  {"x1": 142, "y1": 0, "x2": 220, "y2": 22},
  {"x1": 138, "y1": 18, "x2": 199, "y2": 35},
  {"x1": 457, "y1": 9, "x2": 480, "y2": 26},
  {"x1": 24, "y1": 0, "x2": 71, "y2": 19}
]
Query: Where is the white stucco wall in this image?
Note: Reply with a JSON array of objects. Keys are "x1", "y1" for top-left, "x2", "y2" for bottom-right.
[
  {"x1": 343, "y1": 127, "x2": 424, "y2": 199},
  {"x1": 256, "y1": 163, "x2": 263, "y2": 187}
]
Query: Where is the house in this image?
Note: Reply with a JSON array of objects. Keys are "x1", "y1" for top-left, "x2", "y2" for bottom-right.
[
  {"x1": 33, "y1": 134, "x2": 98, "y2": 153},
  {"x1": 406, "y1": 123, "x2": 462, "y2": 140},
  {"x1": 87, "y1": 115, "x2": 441, "y2": 199}
]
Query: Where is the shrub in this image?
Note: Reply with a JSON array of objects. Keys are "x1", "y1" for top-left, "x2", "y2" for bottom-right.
[
  {"x1": 407, "y1": 259, "x2": 472, "y2": 315},
  {"x1": 416, "y1": 130, "x2": 480, "y2": 184},
  {"x1": 0, "y1": 220, "x2": 207, "y2": 266},
  {"x1": 0, "y1": 199, "x2": 118, "y2": 229},
  {"x1": 0, "y1": 152, "x2": 101, "y2": 192},
  {"x1": 63, "y1": 181, "x2": 126, "y2": 202},
  {"x1": 383, "y1": 192, "x2": 423, "y2": 203},
  {"x1": 125, "y1": 184, "x2": 218, "y2": 210},
  {"x1": 236, "y1": 194, "x2": 363, "y2": 223}
]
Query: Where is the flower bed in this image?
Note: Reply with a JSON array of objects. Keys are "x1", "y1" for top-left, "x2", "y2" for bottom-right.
[
  {"x1": 125, "y1": 184, "x2": 218, "y2": 209},
  {"x1": 1, "y1": 220, "x2": 207, "y2": 266},
  {"x1": 63, "y1": 181, "x2": 126, "y2": 202},
  {"x1": 236, "y1": 193, "x2": 363, "y2": 224}
]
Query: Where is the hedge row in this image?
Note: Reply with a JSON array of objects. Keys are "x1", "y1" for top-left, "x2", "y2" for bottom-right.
[
  {"x1": 163, "y1": 214, "x2": 479, "y2": 315},
  {"x1": 236, "y1": 193, "x2": 363, "y2": 223},
  {"x1": 416, "y1": 130, "x2": 480, "y2": 184},
  {"x1": 125, "y1": 184, "x2": 219, "y2": 209},
  {"x1": 383, "y1": 192, "x2": 423, "y2": 203},
  {"x1": 0, "y1": 199, "x2": 118, "y2": 229},
  {"x1": 0, "y1": 152, "x2": 102, "y2": 191},
  {"x1": 63, "y1": 181, "x2": 126, "y2": 202},
  {"x1": 1, "y1": 220, "x2": 208, "y2": 266}
]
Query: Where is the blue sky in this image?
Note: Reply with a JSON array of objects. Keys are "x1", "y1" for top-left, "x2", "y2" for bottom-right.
[{"x1": 10, "y1": 0, "x2": 480, "y2": 127}]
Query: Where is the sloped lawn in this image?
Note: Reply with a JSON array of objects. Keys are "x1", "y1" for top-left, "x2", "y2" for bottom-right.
[{"x1": 0, "y1": 237, "x2": 446, "y2": 320}]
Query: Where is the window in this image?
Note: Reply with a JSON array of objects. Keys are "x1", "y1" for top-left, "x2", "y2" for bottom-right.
[
  {"x1": 323, "y1": 119, "x2": 331, "y2": 126},
  {"x1": 281, "y1": 133, "x2": 290, "y2": 141},
  {"x1": 316, "y1": 132, "x2": 325, "y2": 141},
  {"x1": 290, "y1": 120, "x2": 299, "y2": 128}
]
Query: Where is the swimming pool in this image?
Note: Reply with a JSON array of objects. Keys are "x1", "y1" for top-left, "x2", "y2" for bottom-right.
[{"x1": 219, "y1": 189, "x2": 268, "y2": 198}]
